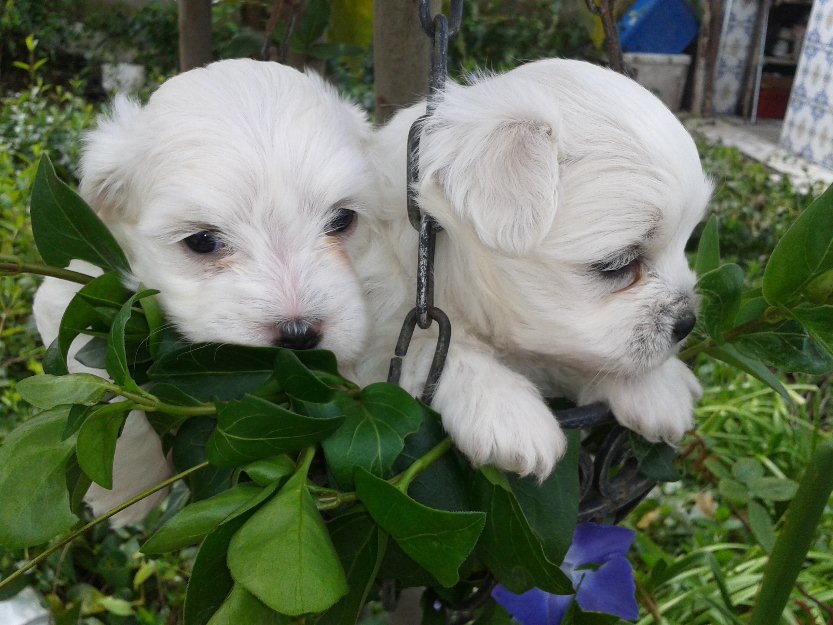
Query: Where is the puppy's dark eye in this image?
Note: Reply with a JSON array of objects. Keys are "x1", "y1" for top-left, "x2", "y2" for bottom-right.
[
  {"x1": 325, "y1": 208, "x2": 356, "y2": 236},
  {"x1": 182, "y1": 231, "x2": 223, "y2": 254},
  {"x1": 597, "y1": 257, "x2": 641, "y2": 291}
]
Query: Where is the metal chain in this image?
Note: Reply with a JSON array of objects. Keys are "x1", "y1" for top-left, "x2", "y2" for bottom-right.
[{"x1": 387, "y1": 0, "x2": 462, "y2": 405}]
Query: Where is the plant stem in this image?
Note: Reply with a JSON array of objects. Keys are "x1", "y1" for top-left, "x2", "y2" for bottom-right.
[
  {"x1": 0, "y1": 460, "x2": 210, "y2": 592},
  {"x1": 0, "y1": 256, "x2": 95, "y2": 285},
  {"x1": 391, "y1": 437, "x2": 453, "y2": 492},
  {"x1": 315, "y1": 438, "x2": 454, "y2": 511},
  {"x1": 678, "y1": 310, "x2": 785, "y2": 360},
  {"x1": 115, "y1": 387, "x2": 216, "y2": 417}
]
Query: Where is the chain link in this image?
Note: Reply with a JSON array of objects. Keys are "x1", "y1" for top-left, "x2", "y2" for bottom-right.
[{"x1": 387, "y1": 0, "x2": 461, "y2": 404}]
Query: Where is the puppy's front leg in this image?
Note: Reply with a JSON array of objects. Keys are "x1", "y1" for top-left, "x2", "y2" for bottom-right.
[
  {"x1": 578, "y1": 358, "x2": 702, "y2": 444},
  {"x1": 398, "y1": 338, "x2": 567, "y2": 480}
]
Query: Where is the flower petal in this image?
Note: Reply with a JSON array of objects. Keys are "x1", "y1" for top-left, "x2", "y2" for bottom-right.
[
  {"x1": 492, "y1": 585, "x2": 573, "y2": 625},
  {"x1": 565, "y1": 523, "x2": 636, "y2": 566},
  {"x1": 575, "y1": 556, "x2": 639, "y2": 621}
]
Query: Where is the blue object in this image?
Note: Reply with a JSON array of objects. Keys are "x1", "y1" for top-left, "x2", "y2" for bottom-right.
[
  {"x1": 492, "y1": 523, "x2": 639, "y2": 624},
  {"x1": 618, "y1": 0, "x2": 699, "y2": 54}
]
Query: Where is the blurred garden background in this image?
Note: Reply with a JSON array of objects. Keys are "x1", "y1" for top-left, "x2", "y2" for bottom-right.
[{"x1": 1, "y1": 1, "x2": 832, "y2": 624}]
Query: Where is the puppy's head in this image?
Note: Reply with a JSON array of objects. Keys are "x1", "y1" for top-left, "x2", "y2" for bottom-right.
[
  {"x1": 417, "y1": 59, "x2": 711, "y2": 375},
  {"x1": 79, "y1": 59, "x2": 371, "y2": 362}
]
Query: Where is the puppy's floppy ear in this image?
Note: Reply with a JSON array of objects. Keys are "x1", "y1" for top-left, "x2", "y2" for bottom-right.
[
  {"x1": 420, "y1": 98, "x2": 559, "y2": 256},
  {"x1": 78, "y1": 95, "x2": 144, "y2": 221}
]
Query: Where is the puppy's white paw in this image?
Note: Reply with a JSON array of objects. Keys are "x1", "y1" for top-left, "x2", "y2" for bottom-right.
[
  {"x1": 581, "y1": 359, "x2": 701, "y2": 444},
  {"x1": 402, "y1": 340, "x2": 567, "y2": 480}
]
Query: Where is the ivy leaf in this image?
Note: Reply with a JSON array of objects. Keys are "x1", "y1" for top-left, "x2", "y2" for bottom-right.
[
  {"x1": 354, "y1": 468, "x2": 486, "y2": 588},
  {"x1": 148, "y1": 344, "x2": 280, "y2": 401},
  {"x1": 16, "y1": 373, "x2": 111, "y2": 410},
  {"x1": 228, "y1": 468, "x2": 348, "y2": 615},
  {"x1": 732, "y1": 457, "x2": 764, "y2": 483},
  {"x1": 472, "y1": 468, "x2": 573, "y2": 594},
  {"x1": 207, "y1": 394, "x2": 344, "y2": 468},
  {"x1": 763, "y1": 182, "x2": 833, "y2": 306},
  {"x1": 695, "y1": 215, "x2": 720, "y2": 277},
  {"x1": 142, "y1": 484, "x2": 264, "y2": 554},
  {"x1": 76, "y1": 402, "x2": 133, "y2": 489},
  {"x1": 29, "y1": 155, "x2": 130, "y2": 273},
  {"x1": 508, "y1": 429, "x2": 580, "y2": 564},
  {"x1": 697, "y1": 264, "x2": 744, "y2": 343},
  {"x1": 630, "y1": 437, "x2": 681, "y2": 482},
  {"x1": 275, "y1": 349, "x2": 334, "y2": 404},
  {"x1": 106, "y1": 289, "x2": 157, "y2": 392},
  {"x1": 323, "y1": 383, "x2": 425, "y2": 489},
  {"x1": 0, "y1": 408, "x2": 78, "y2": 548},
  {"x1": 718, "y1": 478, "x2": 750, "y2": 505},
  {"x1": 315, "y1": 511, "x2": 388, "y2": 625}
]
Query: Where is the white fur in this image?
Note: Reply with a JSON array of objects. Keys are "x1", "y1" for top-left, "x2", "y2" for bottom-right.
[
  {"x1": 354, "y1": 59, "x2": 712, "y2": 480},
  {"x1": 33, "y1": 59, "x2": 373, "y2": 524}
]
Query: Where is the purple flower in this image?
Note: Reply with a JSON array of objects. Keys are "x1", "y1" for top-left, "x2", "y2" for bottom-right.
[{"x1": 492, "y1": 523, "x2": 639, "y2": 624}]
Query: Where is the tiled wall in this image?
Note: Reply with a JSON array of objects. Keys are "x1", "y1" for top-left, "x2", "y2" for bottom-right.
[
  {"x1": 780, "y1": 0, "x2": 833, "y2": 169},
  {"x1": 713, "y1": 0, "x2": 760, "y2": 115}
]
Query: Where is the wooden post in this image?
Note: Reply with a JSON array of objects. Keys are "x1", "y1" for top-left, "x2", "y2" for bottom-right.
[
  {"x1": 178, "y1": 0, "x2": 213, "y2": 72},
  {"x1": 373, "y1": 0, "x2": 441, "y2": 124}
]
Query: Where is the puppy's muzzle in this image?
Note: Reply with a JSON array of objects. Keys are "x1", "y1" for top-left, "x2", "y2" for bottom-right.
[
  {"x1": 274, "y1": 319, "x2": 322, "y2": 350},
  {"x1": 672, "y1": 310, "x2": 696, "y2": 343}
]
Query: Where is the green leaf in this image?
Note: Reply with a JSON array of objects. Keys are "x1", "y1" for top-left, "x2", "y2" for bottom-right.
[
  {"x1": 57, "y1": 272, "x2": 131, "y2": 371},
  {"x1": 803, "y1": 268, "x2": 833, "y2": 304},
  {"x1": 0, "y1": 408, "x2": 78, "y2": 548},
  {"x1": 747, "y1": 500, "x2": 776, "y2": 553},
  {"x1": 763, "y1": 183, "x2": 833, "y2": 306},
  {"x1": 472, "y1": 468, "x2": 573, "y2": 594},
  {"x1": 65, "y1": 452, "x2": 92, "y2": 514},
  {"x1": 787, "y1": 303, "x2": 833, "y2": 359},
  {"x1": 732, "y1": 457, "x2": 764, "y2": 483},
  {"x1": 148, "y1": 344, "x2": 280, "y2": 401},
  {"x1": 29, "y1": 155, "x2": 130, "y2": 273},
  {"x1": 76, "y1": 402, "x2": 133, "y2": 489},
  {"x1": 16, "y1": 372, "x2": 111, "y2": 409},
  {"x1": 748, "y1": 477, "x2": 798, "y2": 502},
  {"x1": 631, "y1": 438, "x2": 682, "y2": 482},
  {"x1": 207, "y1": 394, "x2": 343, "y2": 469},
  {"x1": 354, "y1": 468, "x2": 486, "y2": 588},
  {"x1": 173, "y1": 417, "x2": 232, "y2": 501},
  {"x1": 275, "y1": 349, "x2": 334, "y2": 403},
  {"x1": 142, "y1": 484, "x2": 263, "y2": 554},
  {"x1": 228, "y1": 468, "x2": 348, "y2": 615},
  {"x1": 315, "y1": 511, "x2": 388, "y2": 625},
  {"x1": 718, "y1": 478, "x2": 750, "y2": 505},
  {"x1": 296, "y1": 0, "x2": 330, "y2": 47},
  {"x1": 508, "y1": 429, "x2": 580, "y2": 564},
  {"x1": 706, "y1": 344, "x2": 791, "y2": 402},
  {"x1": 323, "y1": 383, "x2": 425, "y2": 489},
  {"x1": 697, "y1": 264, "x2": 744, "y2": 343},
  {"x1": 207, "y1": 585, "x2": 290, "y2": 625},
  {"x1": 184, "y1": 513, "x2": 251, "y2": 625},
  {"x1": 695, "y1": 215, "x2": 720, "y2": 277},
  {"x1": 733, "y1": 319, "x2": 833, "y2": 375},
  {"x1": 243, "y1": 456, "x2": 296, "y2": 487},
  {"x1": 749, "y1": 442, "x2": 833, "y2": 625},
  {"x1": 106, "y1": 289, "x2": 157, "y2": 392}
]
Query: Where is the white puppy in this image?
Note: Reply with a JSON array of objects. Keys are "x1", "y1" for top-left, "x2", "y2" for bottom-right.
[
  {"x1": 354, "y1": 59, "x2": 711, "y2": 480},
  {"x1": 33, "y1": 59, "x2": 373, "y2": 523}
]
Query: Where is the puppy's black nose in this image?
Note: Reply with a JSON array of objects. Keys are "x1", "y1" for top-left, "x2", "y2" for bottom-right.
[
  {"x1": 672, "y1": 311, "x2": 697, "y2": 343},
  {"x1": 275, "y1": 319, "x2": 321, "y2": 350}
]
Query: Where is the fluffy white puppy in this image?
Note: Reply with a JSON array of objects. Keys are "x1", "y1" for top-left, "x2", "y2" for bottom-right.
[
  {"x1": 33, "y1": 59, "x2": 372, "y2": 523},
  {"x1": 354, "y1": 59, "x2": 711, "y2": 480}
]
